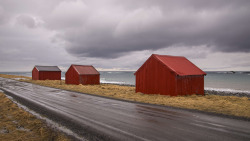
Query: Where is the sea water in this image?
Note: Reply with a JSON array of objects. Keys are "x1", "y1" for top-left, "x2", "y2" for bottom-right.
[
  {"x1": 1, "y1": 71, "x2": 250, "y2": 96},
  {"x1": 99, "y1": 71, "x2": 250, "y2": 91}
]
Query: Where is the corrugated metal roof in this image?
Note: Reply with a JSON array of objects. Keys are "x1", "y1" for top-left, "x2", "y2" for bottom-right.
[
  {"x1": 154, "y1": 54, "x2": 206, "y2": 76},
  {"x1": 72, "y1": 65, "x2": 99, "y2": 75},
  {"x1": 35, "y1": 66, "x2": 61, "y2": 72}
]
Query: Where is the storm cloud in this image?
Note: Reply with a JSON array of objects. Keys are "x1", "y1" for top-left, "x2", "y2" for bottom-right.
[
  {"x1": 0, "y1": 0, "x2": 250, "y2": 71},
  {"x1": 42, "y1": 0, "x2": 250, "y2": 58}
]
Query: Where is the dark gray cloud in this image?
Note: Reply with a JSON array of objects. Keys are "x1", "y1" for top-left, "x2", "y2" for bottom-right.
[
  {"x1": 38, "y1": 0, "x2": 250, "y2": 58},
  {"x1": 1, "y1": 0, "x2": 250, "y2": 71}
]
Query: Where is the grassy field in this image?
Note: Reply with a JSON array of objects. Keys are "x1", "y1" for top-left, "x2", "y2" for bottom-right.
[
  {"x1": 0, "y1": 92, "x2": 71, "y2": 141},
  {"x1": 1, "y1": 74, "x2": 250, "y2": 119}
]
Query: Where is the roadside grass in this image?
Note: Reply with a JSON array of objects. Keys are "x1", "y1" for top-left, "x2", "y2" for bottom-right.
[
  {"x1": 0, "y1": 74, "x2": 30, "y2": 79},
  {"x1": 0, "y1": 92, "x2": 71, "y2": 141},
  {"x1": 1, "y1": 74, "x2": 250, "y2": 118}
]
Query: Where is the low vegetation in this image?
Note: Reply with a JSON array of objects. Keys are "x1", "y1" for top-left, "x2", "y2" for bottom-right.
[
  {"x1": 0, "y1": 92, "x2": 71, "y2": 141},
  {"x1": 0, "y1": 74, "x2": 30, "y2": 79},
  {"x1": 1, "y1": 74, "x2": 250, "y2": 119}
]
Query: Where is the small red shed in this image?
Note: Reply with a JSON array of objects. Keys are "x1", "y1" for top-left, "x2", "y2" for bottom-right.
[
  {"x1": 65, "y1": 65, "x2": 100, "y2": 85},
  {"x1": 32, "y1": 66, "x2": 61, "y2": 80},
  {"x1": 134, "y1": 54, "x2": 206, "y2": 96}
]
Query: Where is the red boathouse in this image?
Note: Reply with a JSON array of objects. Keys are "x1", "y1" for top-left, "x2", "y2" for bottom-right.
[
  {"x1": 65, "y1": 65, "x2": 100, "y2": 85},
  {"x1": 32, "y1": 66, "x2": 61, "y2": 80},
  {"x1": 134, "y1": 54, "x2": 206, "y2": 96}
]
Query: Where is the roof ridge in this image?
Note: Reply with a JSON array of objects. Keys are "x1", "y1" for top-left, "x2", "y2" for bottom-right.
[
  {"x1": 35, "y1": 65, "x2": 59, "y2": 67},
  {"x1": 135, "y1": 54, "x2": 206, "y2": 76},
  {"x1": 34, "y1": 65, "x2": 61, "y2": 71},
  {"x1": 153, "y1": 54, "x2": 185, "y2": 58},
  {"x1": 71, "y1": 64, "x2": 93, "y2": 66},
  {"x1": 72, "y1": 64, "x2": 99, "y2": 75},
  {"x1": 153, "y1": 55, "x2": 177, "y2": 74}
]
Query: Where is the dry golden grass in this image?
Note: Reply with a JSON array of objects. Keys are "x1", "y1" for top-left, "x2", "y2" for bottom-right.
[
  {"x1": 1, "y1": 74, "x2": 250, "y2": 118},
  {"x1": 0, "y1": 74, "x2": 31, "y2": 80},
  {"x1": 0, "y1": 92, "x2": 71, "y2": 141}
]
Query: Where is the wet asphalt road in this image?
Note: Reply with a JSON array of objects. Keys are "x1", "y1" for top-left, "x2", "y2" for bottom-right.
[{"x1": 0, "y1": 77, "x2": 250, "y2": 141}]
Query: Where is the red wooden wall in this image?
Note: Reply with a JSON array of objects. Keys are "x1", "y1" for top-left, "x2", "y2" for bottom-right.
[
  {"x1": 32, "y1": 68, "x2": 39, "y2": 80},
  {"x1": 65, "y1": 66, "x2": 100, "y2": 85},
  {"x1": 135, "y1": 56, "x2": 204, "y2": 96},
  {"x1": 80, "y1": 75, "x2": 100, "y2": 85},
  {"x1": 177, "y1": 76, "x2": 204, "y2": 95},
  {"x1": 135, "y1": 56, "x2": 177, "y2": 96},
  {"x1": 32, "y1": 67, "x2": 61, "y2": 80},
  {"x1": 39, "y1": 71, "x2": 61, "y2": 80},
  {"x1": 65, "y1": 66, "x2": 79, "y2": 85}
]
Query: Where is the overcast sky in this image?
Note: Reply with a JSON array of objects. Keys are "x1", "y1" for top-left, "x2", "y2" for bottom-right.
[{"x1": 0, "y1": 0, "x2": 250, "y2": 72}]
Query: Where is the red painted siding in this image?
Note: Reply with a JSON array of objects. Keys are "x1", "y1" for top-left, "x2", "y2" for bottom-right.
[
  {"x1": 176, "y1": 76, "x2": 204, "y2": 95},
  {"x1": 32, "y1": 66, "x2": 61, "y2": 80},
  {"x1": 80, "y1": 75, "x2": 100, "y2": 85},
  {"x1": 135, "y1": 54, "x2": 205, "y2": 96},
  {"x1": 32, "y1": 67, "x2": 61, "y2": 80},
  {"x1": 39, "y1": 71, "x2": 61, "y2": 80},
  {"x1": 65, "y1": 65, "x2": 100, "y2": 85},
  {"x1": 135, "y1": 56, "x2": 177, "y2": 96},
  {"x1": 65, "y1": 66, "x2": 79, "y2": 85},
  {"x1": 32, "y1": 67, "x2": 39, "y2": 80}
]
